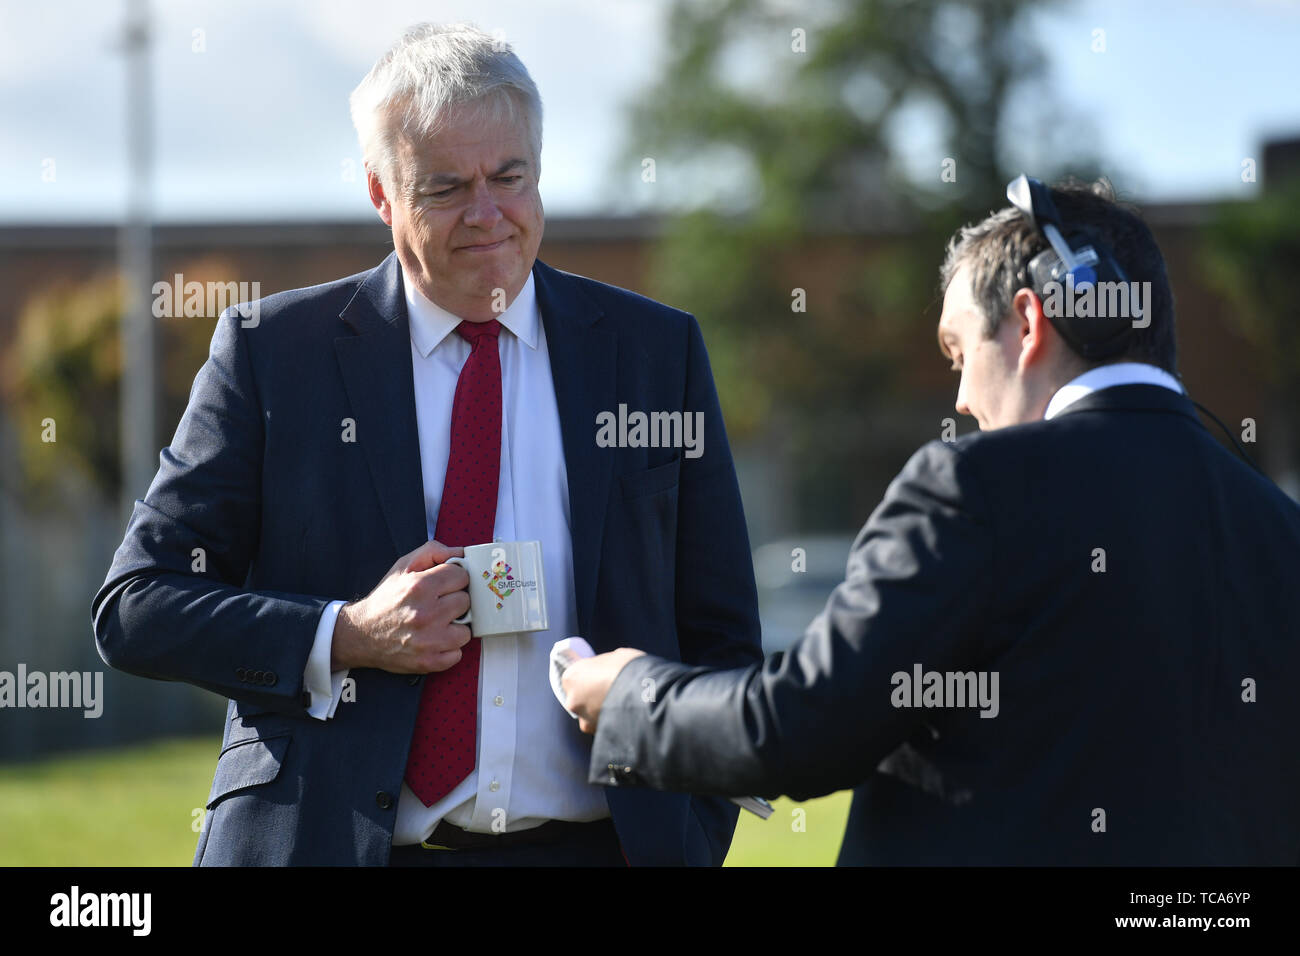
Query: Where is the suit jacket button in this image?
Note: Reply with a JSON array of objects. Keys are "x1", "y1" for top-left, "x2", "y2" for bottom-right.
[
  {"x1": 376, "y1": 791, "x2": 393, "y2": 810},
  {"x1": 263, "y1": 671, "x2": 277, "y2": 686},
  {"x1": 235, "y1": 667, "x2": 247, "y2": 681},
  {"x1": 251, "y1": 670, "x2": 264, "y2": 684}
]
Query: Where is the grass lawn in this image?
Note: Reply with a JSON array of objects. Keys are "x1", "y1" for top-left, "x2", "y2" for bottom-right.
[
  {"x1": 0, "y1": 737, "x2": 218, "y2": 866},
  {"x1": 0, "y1": 736, "x2": 850, "y2": 866}
]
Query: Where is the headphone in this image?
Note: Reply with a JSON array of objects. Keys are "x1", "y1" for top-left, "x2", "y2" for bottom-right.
[
  {"x1": 1005, "y1": 174, "x2": 1136, "y2": 361},
  {"x1": 1005, "y1": 174, "x2": 1276, "y2": 479}
]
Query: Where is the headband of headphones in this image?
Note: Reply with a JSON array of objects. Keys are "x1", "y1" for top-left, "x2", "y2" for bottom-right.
[{"x1": 1005, "y1": 174, "x2": 1135, "y2": 360}]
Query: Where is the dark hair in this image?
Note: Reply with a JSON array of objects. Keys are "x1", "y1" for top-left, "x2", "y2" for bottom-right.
[{"x1": 939, "y1": 178, "x2": 1177, "y2": 374}]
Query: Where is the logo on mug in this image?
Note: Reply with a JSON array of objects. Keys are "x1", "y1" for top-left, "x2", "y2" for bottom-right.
[{"x1": 484, "y1": 560, "x2": 516, "y2": 609}]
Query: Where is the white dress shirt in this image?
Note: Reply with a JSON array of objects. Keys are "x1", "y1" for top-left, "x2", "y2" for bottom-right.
[
  {"x1": 1044, "y1": 361, "x2": 1184, "y2": 420},
  {"x1": 301, "y1": 269, "x2": 610, "y2": 843}
]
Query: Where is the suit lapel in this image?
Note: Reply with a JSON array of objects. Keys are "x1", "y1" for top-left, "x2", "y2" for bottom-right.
[
  {"x1": 533, "y1": 260, "x2": 616, "y2": 640},
  {"x1": 333, "y1": 253, "x2": 429, "y2": 560}
]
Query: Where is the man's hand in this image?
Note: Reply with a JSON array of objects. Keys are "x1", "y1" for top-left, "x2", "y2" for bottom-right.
[
  {"x1": 562, "y1": 648, "x2": 646, "y2": 734},
  {"x1": 331, "y1": 539, "x2": 471, "y2": 674}
]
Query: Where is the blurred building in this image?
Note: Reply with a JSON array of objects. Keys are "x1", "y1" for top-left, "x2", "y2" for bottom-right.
[{"x1": 1, "y1": 144, "x2": 1296, "y2": 757}]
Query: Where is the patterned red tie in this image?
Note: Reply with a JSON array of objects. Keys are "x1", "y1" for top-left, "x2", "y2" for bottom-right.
[{"x1": 405, "y1": 318, "x2": 502, "y2": 806}]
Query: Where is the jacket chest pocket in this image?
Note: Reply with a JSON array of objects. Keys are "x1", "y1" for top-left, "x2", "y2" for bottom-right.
[{"x1": 619, "y1": 457, "x2": 681, "y2": 501}]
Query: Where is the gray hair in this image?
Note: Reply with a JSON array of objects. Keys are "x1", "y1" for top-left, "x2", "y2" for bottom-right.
[{"x1": 349, "y1": 23, "x2": 543, "y2": 191}]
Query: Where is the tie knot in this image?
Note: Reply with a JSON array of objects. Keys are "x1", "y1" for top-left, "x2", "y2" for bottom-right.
[{"x1": 456, "y1": 319, "x2": 501, "y2": 346}]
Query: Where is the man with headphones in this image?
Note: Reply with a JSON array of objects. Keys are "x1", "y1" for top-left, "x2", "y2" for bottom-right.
[{"x1": 561, "y1": 177, "x2": 1300, "y2": 865}]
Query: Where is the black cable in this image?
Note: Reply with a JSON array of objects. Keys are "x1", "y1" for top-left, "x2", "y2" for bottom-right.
[{"x1": 1190, "y1": 398, "x2": 1266, "y2": 477}]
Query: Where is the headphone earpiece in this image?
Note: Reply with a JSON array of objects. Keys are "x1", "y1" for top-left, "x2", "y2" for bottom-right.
[{"x1": 1006, "y1": 175, "x2": 1135, "y2": 360}]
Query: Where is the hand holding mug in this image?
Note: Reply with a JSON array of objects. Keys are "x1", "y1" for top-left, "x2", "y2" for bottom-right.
[{"x1": 445, "y1": 540, "x2": 548, "y2": 638}]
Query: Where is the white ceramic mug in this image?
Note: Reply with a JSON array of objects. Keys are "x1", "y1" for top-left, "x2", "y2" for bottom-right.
[{"x1": 446, "y1": 540, "x2": 548, "y2": 637}]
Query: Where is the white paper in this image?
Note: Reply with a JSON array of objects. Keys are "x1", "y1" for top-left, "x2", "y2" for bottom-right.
[{"x1": 549, "y1": 636, "x2": 595, "y2": 718}]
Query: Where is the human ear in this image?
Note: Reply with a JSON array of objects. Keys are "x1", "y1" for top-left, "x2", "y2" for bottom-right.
[
  {"x1": 366, "y1": 165, "x2": 393, "y2": 227},
  {"x1": 1011, "y1": 287, "x2": 1052, "y2": 372}
]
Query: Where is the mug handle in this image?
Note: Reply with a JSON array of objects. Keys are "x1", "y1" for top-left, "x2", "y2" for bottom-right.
[{"x1": 445, "y1": 556, "x2": 472, "y2": 625}]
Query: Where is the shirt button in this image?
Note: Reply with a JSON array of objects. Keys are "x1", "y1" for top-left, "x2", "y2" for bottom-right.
[
  {"x1": 489, "y1": 779, "x2": 500, "y2": 792},
  {"x1": 493, "y1": 695, "x2": 504, "y2": 706}
]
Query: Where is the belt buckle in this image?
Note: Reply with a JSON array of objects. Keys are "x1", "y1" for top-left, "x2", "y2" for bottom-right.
[{"x1": 419, "y1": 839, "x2": 457, "y2": 851}]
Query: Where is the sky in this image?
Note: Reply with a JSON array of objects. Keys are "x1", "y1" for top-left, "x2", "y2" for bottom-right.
[{"x1": 3, "y1": 0, "x2": 1299, "y2": 224}]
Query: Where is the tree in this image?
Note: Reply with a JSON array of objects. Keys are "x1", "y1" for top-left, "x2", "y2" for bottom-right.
[
  {"x1": 3, "y1": 261, "x2": 234, "y2": 506},
  {"x1": 1201, "y1": 177, "x2": 1300, "y2": 494},
  {"x1": 622, "y1": 0, "x2": 1076, "y2": 527},
  {"x1": 4, "y1": 273, "x2": 125, "y2": 504}
]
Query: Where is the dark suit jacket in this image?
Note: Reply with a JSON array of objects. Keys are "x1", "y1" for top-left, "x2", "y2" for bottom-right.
[
  {"x1": 590, "y1": 385, "x2": 1300, "y2": 865},
  {"x1": 92, "y1": 254, "x2": 762, "y2": 866}
]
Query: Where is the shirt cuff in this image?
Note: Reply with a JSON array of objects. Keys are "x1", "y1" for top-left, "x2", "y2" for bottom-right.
[{"x1": 304, "y1": 600, "x2": 350, "y2": 720}]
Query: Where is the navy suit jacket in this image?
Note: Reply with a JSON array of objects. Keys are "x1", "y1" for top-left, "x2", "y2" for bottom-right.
[
  {"x1": 92, "y1": 254, "x2": 763, "y2": 866},
  {"x1": 590, "y1": 385, "x2": 1300, "y2": 865}
]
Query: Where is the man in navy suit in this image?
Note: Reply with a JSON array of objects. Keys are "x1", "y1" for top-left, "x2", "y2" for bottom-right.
[
  {"x1": 92, "y1": 22, "x2": 761, "y2": 866},
  {"x1": 564, "y1": 179, "x2": 1300, "y2": 865}
]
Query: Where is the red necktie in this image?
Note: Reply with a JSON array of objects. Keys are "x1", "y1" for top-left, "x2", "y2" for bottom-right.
[{"x1": 405, "y1": 318, "x2": 502, "y2": 806}]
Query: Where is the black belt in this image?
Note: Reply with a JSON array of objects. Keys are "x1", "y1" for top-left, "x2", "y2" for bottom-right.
[{"x1": 415, "y1": 817, "x2": 616, "y2": 851}]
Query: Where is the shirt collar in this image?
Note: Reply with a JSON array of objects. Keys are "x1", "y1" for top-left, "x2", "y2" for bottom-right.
[
  {"x1": 403, "y1": 267, "x2": 539, "y2": 358},
  {"x1": 1044, "y1": 362, "x2": 1184, "y2": 421}
]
